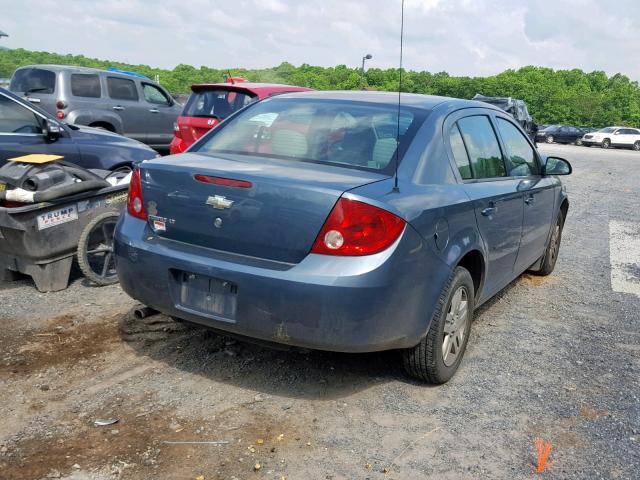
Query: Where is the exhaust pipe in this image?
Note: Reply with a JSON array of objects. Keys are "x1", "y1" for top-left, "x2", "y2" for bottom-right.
[{"x1": 134, "y1": 306, "x2": 158, "y2": 319}]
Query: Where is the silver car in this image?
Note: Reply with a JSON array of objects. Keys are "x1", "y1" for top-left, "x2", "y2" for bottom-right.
[{"x1": 9, "y1": 65, "x2": 182, "y2": 150}]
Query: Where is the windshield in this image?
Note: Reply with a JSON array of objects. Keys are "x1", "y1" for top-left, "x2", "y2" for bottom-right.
[
  {"x1": 194, "y1": 97, "x2": 425, "y2": 173},
  {"x1": 183, "y1": 89, "x2": 257, "y2": 119},
  {"x1": 9, "y1": 68, "x2": 56, "y2": 94},
  {"x1": 599, "y1": 127, "x2": 616, "y2": 133}
]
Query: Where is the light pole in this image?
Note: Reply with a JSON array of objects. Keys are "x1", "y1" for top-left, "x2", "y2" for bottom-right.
[{"x1": 361, "y1": 54, "x2": 372, "y2": 88}]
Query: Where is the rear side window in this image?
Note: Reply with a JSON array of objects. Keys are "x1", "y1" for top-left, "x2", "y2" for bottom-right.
[
  {"x1": 71, "y1": 74, "x2": 101, "y2": 98},
  {"x1": 0, "y1": 95, "x2": 43, "y2": 134},
  {"x1": 107, "y1": 77, "x2": 139, "y2": 101},
  {"x1": 457, "y1": 116, "x2": 506, "y2": 178},
  {"x1": 449, "y1": 124, "x2": 472, "y2": 179},
  {"x1": 9, "y1": 68, "x2": 56, "y2": 94},
  {"x1": 495, "y1": 118, "x2": 539, "y2": 176},
  {"x1": 184, "y1": 89, "x2": 257, "y2": 119}
]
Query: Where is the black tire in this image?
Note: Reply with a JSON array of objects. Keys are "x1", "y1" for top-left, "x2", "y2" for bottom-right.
[
  {"x1": 77, "y1": 211, "x2": 120, "y2": 286},
  {"x1": 403, "y1": 267, "x2": 474, "y2": 384},
  {"x1": 545, "y1": 135, "x2": 554, "y2": 144},
  {"x1": 602, "y1": 138, "x2": 611, "y2": 149},
  {"x1": 531, "y1": 213, "x2": 564, "y2": 276},
  {"x1": 633, "y1": 141, "x2": 640, "y2": 151},
  {"x1": 575, "y1": 138, "x2": 583, "y2": 146}
]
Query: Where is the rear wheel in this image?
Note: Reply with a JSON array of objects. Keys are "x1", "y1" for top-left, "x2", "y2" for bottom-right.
[
  {"x1": 575, "y1": 138, "x2": 583, "y2": 146},
  {"x1": 602, "y1": 138, "x2": 611, "y2": 149},
  {"x1": 77, "y1": 211, "x2": 120, "y2": 286},
  {"x1": 633, "y1": 141, "x2": 640, "y2": 151},
  {"x1": 531, "y1": 213, "x2": 564, "y2": 276},
  {"x1": 403, "y1": 267, "x2": 474, "y2": 384},
  {"x1": 545, "y1": 135, "x2": 554, "y2": 144}
]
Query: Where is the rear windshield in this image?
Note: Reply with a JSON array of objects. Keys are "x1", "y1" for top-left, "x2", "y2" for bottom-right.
[
  {"x1": 184, "y1": 89, "x2": 257, "y2": 119},
  {"x1": 10, "y1": 68, "x2": 56, "y2": 94},
  {"x1": 194, "y1": 98, "x2": 426, "y2": 173}
]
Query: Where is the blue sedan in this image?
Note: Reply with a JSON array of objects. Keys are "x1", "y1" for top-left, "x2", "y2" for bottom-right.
[
  {"x1": 114, "y1": 91, "x2": 571, "y2": 383},
  {"x1": 0, "y1": 87, "x2": 158, "y2": 171}
]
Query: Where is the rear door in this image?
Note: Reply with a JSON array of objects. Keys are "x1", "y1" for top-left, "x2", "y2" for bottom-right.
[
  {"x1": 103, "y1": 76, "x2": 148, "y2": 143},
  {"x1": 141, "y1": 82, "x2": 180, "y2": 148},
  {"x1": 494, "y1": 116, "x2": 556, "y2": 273},
  {"x1": 451, "y1": 114, "x2": 524, "y2": 299},
  {"x1": 8, "y1": 67, "x2": 58, "y2": 114},
  {"x1": 0, "y1": 92, "x2": 80, "y2": 165}
]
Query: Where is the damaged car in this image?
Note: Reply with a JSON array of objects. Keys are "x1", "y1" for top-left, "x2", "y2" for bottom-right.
[{"x1": 114, "y1": 91, "x2": 571, "y2": 383}]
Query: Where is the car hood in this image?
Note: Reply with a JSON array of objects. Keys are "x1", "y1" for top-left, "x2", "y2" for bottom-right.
[{"x1": 68, "y1": 125, "x2": 156, "y2": 150}]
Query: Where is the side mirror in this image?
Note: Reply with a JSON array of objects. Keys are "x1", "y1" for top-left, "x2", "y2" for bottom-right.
[
  {"x1": 544, "y1": 156, "x2": 572, "y2": 176},
  {"x1": 614, "y1": 131, "x2": 620, "y2": 135},
  {"x1": 43, "y1": 119, "x2": 62, "y2": 142}
]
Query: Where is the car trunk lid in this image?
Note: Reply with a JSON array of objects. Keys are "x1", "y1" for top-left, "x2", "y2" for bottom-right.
[{"x1": 140, "y1": 153, "x2": 388, "y2": 263}]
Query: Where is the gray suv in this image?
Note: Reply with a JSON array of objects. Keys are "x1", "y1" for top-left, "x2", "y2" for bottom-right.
[{"x1": 9, "y1": 65, "x2": 182, "y2": 150}]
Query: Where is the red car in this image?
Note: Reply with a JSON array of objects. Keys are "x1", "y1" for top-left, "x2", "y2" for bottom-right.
[{"x1": 169, "y1": 80, "x2": 311, "y2": 154}]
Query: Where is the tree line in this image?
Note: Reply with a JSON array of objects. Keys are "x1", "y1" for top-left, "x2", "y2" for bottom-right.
[{"x1": 1, "y1": 47, "x2": 639, "y2": 127}]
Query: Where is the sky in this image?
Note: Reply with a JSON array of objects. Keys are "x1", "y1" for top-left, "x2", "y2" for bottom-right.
[{"x1": 1, "y1": 0, "x2": 640, "y2": 78}]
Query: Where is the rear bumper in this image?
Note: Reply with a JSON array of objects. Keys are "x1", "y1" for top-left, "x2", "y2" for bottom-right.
[{"x1": 114, "y1": 213, "x2": 450, "y2": 352}]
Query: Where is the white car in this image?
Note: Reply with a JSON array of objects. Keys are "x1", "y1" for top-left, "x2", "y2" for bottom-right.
[{"x1": 581, "y1": 126, "x2": 640, "y2": 150}]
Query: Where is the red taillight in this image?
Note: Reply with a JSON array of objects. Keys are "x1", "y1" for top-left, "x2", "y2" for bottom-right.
[
  {"x1": 194, "y1": 174, "x2": 252, "y2": 189},
  {"x1": 55, "y1": 111, "x2": 65, "y2": 119},
  {"x1": 127, "y1": 169, "x2": 147, "y2": 220},
  {"x1": 311, "y1": 198, "x2": 405, "y2": 256}
]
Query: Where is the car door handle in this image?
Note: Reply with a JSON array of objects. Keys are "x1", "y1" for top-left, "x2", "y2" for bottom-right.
[
  {"x1": 481, "y1": 206, "x2": 497, "y2": 217},
  {"x1": 524, "y1": 195, "x2": 535, "y2": 205},
  {"x1": 149, "y1": 108, "x2": 159, "y2": 113},
  {"x1": 113, "y1": 106, "x2": 124, "y2": 111}
]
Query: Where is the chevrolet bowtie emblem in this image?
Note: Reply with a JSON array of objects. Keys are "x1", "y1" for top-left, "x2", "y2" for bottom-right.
[{"x1": 206, "y1": 195, "x2": 234, "y2": 210}]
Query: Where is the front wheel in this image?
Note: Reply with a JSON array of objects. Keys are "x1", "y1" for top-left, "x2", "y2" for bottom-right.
[
  {"x1": 575, "y1": 138, "x2": 583, "y2": 146},
  {"x1": 545, "y1": 135, "x2": 554, "y2": 144},
  {"x1": 633, "y1": 141, "x2": 640, "y2": 151},
  {"x1": 403, "y1": 267, "x2": 474, "y2": 384}
]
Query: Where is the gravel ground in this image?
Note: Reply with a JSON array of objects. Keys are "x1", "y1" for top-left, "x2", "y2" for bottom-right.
[{"x1": 0, "y1": 143, "x2": 638, "y2": 479}]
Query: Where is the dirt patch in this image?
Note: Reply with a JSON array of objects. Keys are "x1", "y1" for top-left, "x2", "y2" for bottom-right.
[
  {"x1": 519, "y1": 273, "x2": 557, "y2": 286},
  {"x1": 0, "y1": 312, "x2": 121, "y2": 377},
  {"x1": 579, "y1": 406, "x2": 610, "y2": 421},
  {"x1": 1, "y1": 398, "x2": 300, "y2": 480}
]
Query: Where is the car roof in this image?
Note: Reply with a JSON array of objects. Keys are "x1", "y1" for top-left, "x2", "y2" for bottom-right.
[
  {"x1": 267, "y1": 90, "x2": 497, "y2": 111},
  {"x1": 14, "y1": 64, "x2": 148, "y2": 80},
  {"x1": 191, "y1": 82, "x2": 311, "y2": 93}
]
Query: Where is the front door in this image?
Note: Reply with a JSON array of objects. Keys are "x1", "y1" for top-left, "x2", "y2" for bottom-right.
[
  {"x1": 452, "y1": 115, "x2": 525, "y2": 300},
  {"x1": 0, "y1": 93, "x2": 80, "y2": 166},
  {"x1": 141, "y1": 83, "x2": 180, "y2": 148},
  {"x1": 494, "y1": 116, "x2": 557, "y2": 273}
]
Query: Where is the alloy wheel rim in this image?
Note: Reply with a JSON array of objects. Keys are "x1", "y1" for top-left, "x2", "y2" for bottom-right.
[
  {"x1": 442, "y1": 286, "x2": 469, "y2": 367},
  {"x1": 548, "y1": 223, "x2": 560, "y2": 264}
]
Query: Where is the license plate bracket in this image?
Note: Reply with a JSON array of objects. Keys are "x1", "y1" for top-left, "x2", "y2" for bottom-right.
[{"x1": 171, "y1": 270, "x2": 238, "y2": 321}]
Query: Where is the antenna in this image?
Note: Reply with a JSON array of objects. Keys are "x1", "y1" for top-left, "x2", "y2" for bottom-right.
[{"x1": 393, "y1": 0, "x2": 405, "y2": 193}]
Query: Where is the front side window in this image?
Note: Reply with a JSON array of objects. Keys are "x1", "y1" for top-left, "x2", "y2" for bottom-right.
[
  {"x1": 195, "y1": 98, "x2": 426, "y2": 173},
  {"x1": 143, "y1": 84, "x2": 171, "y2": 105},
  {"x1": 0, "y1": 95, "x2": 42, "y2": 134},
  {"x1": 457, "y1": 116, "x2": 506, "y2": 179},
  {"x1": 9, "y1": 68, "x2": 56, "y2": 94},
  {"x1": 107, "y1": 77, "x2": 139, "y2": 101},
  {"x1": 71, "y1": 74, "x2": 101, "y2": 98},
  {"x1": 184, "y1": 89, "x2": 257, "y2": 120},
  {"x1": 496, "y1": 117, "x2": 539, "y2": 176}
]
